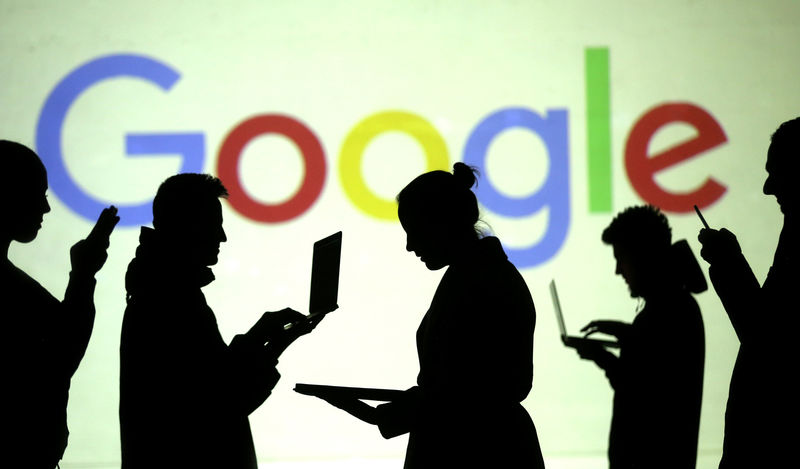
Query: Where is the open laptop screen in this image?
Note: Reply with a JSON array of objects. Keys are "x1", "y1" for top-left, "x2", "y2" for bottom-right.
[
  {"x1": 550, "y1": 279, "x2": 619, "y2": 349},
  {"x1": 309, "y1": 231, "x2": 342, "y2": 315},
  {"x1": 549, "y1": 280, "x2": 569, "y2": 341}
]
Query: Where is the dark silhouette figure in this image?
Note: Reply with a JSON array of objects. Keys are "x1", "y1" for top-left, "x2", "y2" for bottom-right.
[
  {"x1": 698, "y1": 117, "x2": 799, "y2": 468},
  {"x1": 319, "y1": 163, "x2": 545, "y2": 468},
  {"x1": 119, "y1": 173, "x2": 308, "y2": 468},
  {"x1": 0, "y1": 140, "x2": 118, "y2": 468},
  {"x1": 575, "y1": 205, "x2": 706, "y2": 469}
]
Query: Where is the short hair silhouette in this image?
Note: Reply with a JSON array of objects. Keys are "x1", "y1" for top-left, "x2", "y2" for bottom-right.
[
  {"x1": 602, "y1": 204, "x2": 672, "y2": 254},
  {"x1": 152, "y1": 173, "x2": 228, "y2": 230},
  {"x1": 770, "y1": 116, "x2": 800, "y2": 147},
  {"x1": 769, "y1": 116, "x2": 800, "y2": 169},
  {"x1": 397, "y1": 162, "x2": 480, "y2": 233}
]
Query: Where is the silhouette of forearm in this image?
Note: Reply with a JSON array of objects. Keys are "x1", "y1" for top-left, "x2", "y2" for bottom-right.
[
  {"x1": 375, "y1": 387, "x2": 421, "y2": 438},
  {"x1": 227, "y1": 336, "x2": 280, "y2": 415},
  {"x1": 60, "y1": 270, "x2": 97, "y2": 376},
  {"x1": 597, "y1": 353, "x2": 621, "y2": 388},
  {"x1": 223, "y1": 358, "x2": 277, "y2": 416},
  {"x1": 708, "y1": 251, "x2": 761, "y2": 343}
]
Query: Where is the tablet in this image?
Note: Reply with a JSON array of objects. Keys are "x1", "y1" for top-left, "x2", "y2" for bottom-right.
[{"x1": 294, "y1": 383, "x2": 405, "y2": 402}]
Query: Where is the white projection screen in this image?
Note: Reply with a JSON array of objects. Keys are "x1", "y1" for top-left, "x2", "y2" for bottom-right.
[{"x1": 2, "y1": 1, "x2": 799, "y2": 468}]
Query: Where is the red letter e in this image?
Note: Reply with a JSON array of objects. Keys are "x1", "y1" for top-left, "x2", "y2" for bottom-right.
[{"x1": 625, "y1": 103, "x2": 727, "y2": 212}]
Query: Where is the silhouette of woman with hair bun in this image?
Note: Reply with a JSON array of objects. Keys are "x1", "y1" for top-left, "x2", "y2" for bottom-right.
[{"x1": 322, "y1": 163, "x2": 545, "y2": 468}]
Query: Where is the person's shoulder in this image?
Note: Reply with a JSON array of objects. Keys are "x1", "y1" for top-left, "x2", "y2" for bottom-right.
[
  {"x1": 460, "y1": 237, "x2": 514, "y2": 273},
  {"x1": 0, "y1": 261, "x2": 58, "y2": 306},
  {"x1": 637, "y1": 291, "x2": 703, "y2": 335}
]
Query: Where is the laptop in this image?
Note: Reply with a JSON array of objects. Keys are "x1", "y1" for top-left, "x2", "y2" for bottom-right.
[
  {"x1": 247, "y1": 231, "x2": 342, "y2": 343},
  {"x1": 294, "y1": 232, "x2": 405, "y2": 403},
  {"x1": 550, "y1": 279, "x2": 619, "y2": 349},
  {"x1": 309, "y1": 231, "x2": 342, "y2": 315}
]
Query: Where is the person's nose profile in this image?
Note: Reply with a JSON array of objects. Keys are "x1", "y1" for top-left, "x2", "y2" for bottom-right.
[{"x1": 763, "y1": 176, "x2": 773, "y2": 196}]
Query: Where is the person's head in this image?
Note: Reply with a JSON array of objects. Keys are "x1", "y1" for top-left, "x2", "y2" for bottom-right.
[
  {"x1": 397, "y1": 163, "x2": 481, "y2": 270},
  {"x1": 602, "y1": 205, "x2": 672, "y2": 298},
  {"x1": 1, "y1": 140, "x2": 51, "y2": 244},
  {"x1": 152, "y1": 173, "x2": 228, "y2": 266},
  {"x1": 764, "y1": 117, "x2": 800, "y2": 216}
]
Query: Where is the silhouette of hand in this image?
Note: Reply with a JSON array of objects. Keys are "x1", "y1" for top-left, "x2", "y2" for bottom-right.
[
  {"x1": 574, "y1": 341, "x2": 608, "y2": 360},
  {"x1": 70, "y1": 206, "x2": 119, "y2": 278},
  {"x1": 320, "y1": 395, "x2": 378, "y2": 425},
  {"x1": 580, "y1": 320, "x2": 631, "y2": 341},
  {"x1": 698, "y1": 228, "x2": 741, "y2": 265},
  {"x1": 247, "y1": 308, "x2": 309, "y2": 344},
  {"x1": 266, "y1": 307, "x2": 308, "y2": 333},
  {"x1": 230, "y1": 333, "x2": 278, "y2": 364}
]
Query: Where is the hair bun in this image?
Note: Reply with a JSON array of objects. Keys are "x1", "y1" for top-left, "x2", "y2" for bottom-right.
[{"x1": 452, "y1": 162, "x2": 478, "y2": 190}]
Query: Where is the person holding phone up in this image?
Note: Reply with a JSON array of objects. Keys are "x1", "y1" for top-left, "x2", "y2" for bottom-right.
[
  {"x1": 697, "y1": 117, "x2": 800, "y2": 468},
  {"x1": 0, "y1": 140, "x2": 120, "y2": 469}
]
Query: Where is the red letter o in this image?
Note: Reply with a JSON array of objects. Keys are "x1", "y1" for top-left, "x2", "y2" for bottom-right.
[{"x1": 217, "y1": 114, "x2": 326, "y2": 222}]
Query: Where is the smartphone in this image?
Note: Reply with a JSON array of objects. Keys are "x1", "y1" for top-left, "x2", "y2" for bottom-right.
[{"x1": 693, "y1": 204, "x2": 710, "y2": 229}]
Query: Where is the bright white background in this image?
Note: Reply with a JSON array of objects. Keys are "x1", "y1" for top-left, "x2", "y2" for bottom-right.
[{"x1": 2, "y1": 1, "x2": 799, "y2": 467}]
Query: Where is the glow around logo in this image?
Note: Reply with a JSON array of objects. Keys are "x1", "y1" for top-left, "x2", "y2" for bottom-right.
[{"x1": 35, "y1": 48, "x2": 728, "y2": 268}]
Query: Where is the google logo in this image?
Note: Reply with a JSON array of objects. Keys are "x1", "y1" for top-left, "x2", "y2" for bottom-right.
[{"x1": 35, "y1": 49, "x2": 727, "y2": 267}]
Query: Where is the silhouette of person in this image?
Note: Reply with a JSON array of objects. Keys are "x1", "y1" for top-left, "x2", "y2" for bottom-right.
[
  {"x1": 575, "y1": 205, "x2": 706, "y2": 469},
  {"x1": 0, "y1": 140, "x2": 118, "y2": 468},
  {"x1": 698, "y1": 117, "x2": 799, "y2": 468},
  {"x1": 119, "y1": 173, "x2": 308, "y2": 468},
  {"x1": 318, "y1": 163, "x2": 545, "y2": 468}
]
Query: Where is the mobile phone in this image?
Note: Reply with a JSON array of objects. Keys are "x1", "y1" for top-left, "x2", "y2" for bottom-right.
[{"x1": 693, "y1": 205, "x2": 710, "y2": 229}]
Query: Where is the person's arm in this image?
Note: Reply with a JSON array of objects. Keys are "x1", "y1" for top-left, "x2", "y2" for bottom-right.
[
  {"x1": 60, "y1": 206, "x2": 118, "y2": 375},
  {"x1": 261, "y1": 308, "x2": 325, "y2": 360},
  {"x1": 227, "y1": 334, "x2": 282, "y2": 415},
  {"x1": 574, "y1": 342, "x2": 621, "y2": 388},
  {"x1": 698, "y1": 228, "x2": 761, "y2": 343},
  {"x1": 225, "y1": 308, "x2": 317, "y2": 415},
  {"x1": 374, "y1": 388, "x2": 421, "y2": 438},
  {"x1": 318, "y1": 395, "x2": 378, "y2": 425},
  {"x1": 581, "y1": 320, "x2": 632, "y2": 343},
  {"x1": 577, "y1": 320, "x2": 629, "y2": 387},
  {"x1": 318, "y1": 387, "x2": 421, "y2": 439}
]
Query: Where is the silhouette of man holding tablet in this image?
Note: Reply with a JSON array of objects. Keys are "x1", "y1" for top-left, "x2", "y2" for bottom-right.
[
  {"x1": 119, "y1": 173, "x2": 308, "y2": 468},
  {"x1": 698, "y1": 117, "x2": 799, "y2": 468},
  {"x1": 0, "y1": 140, "x2": 119, "y2": 468}
]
